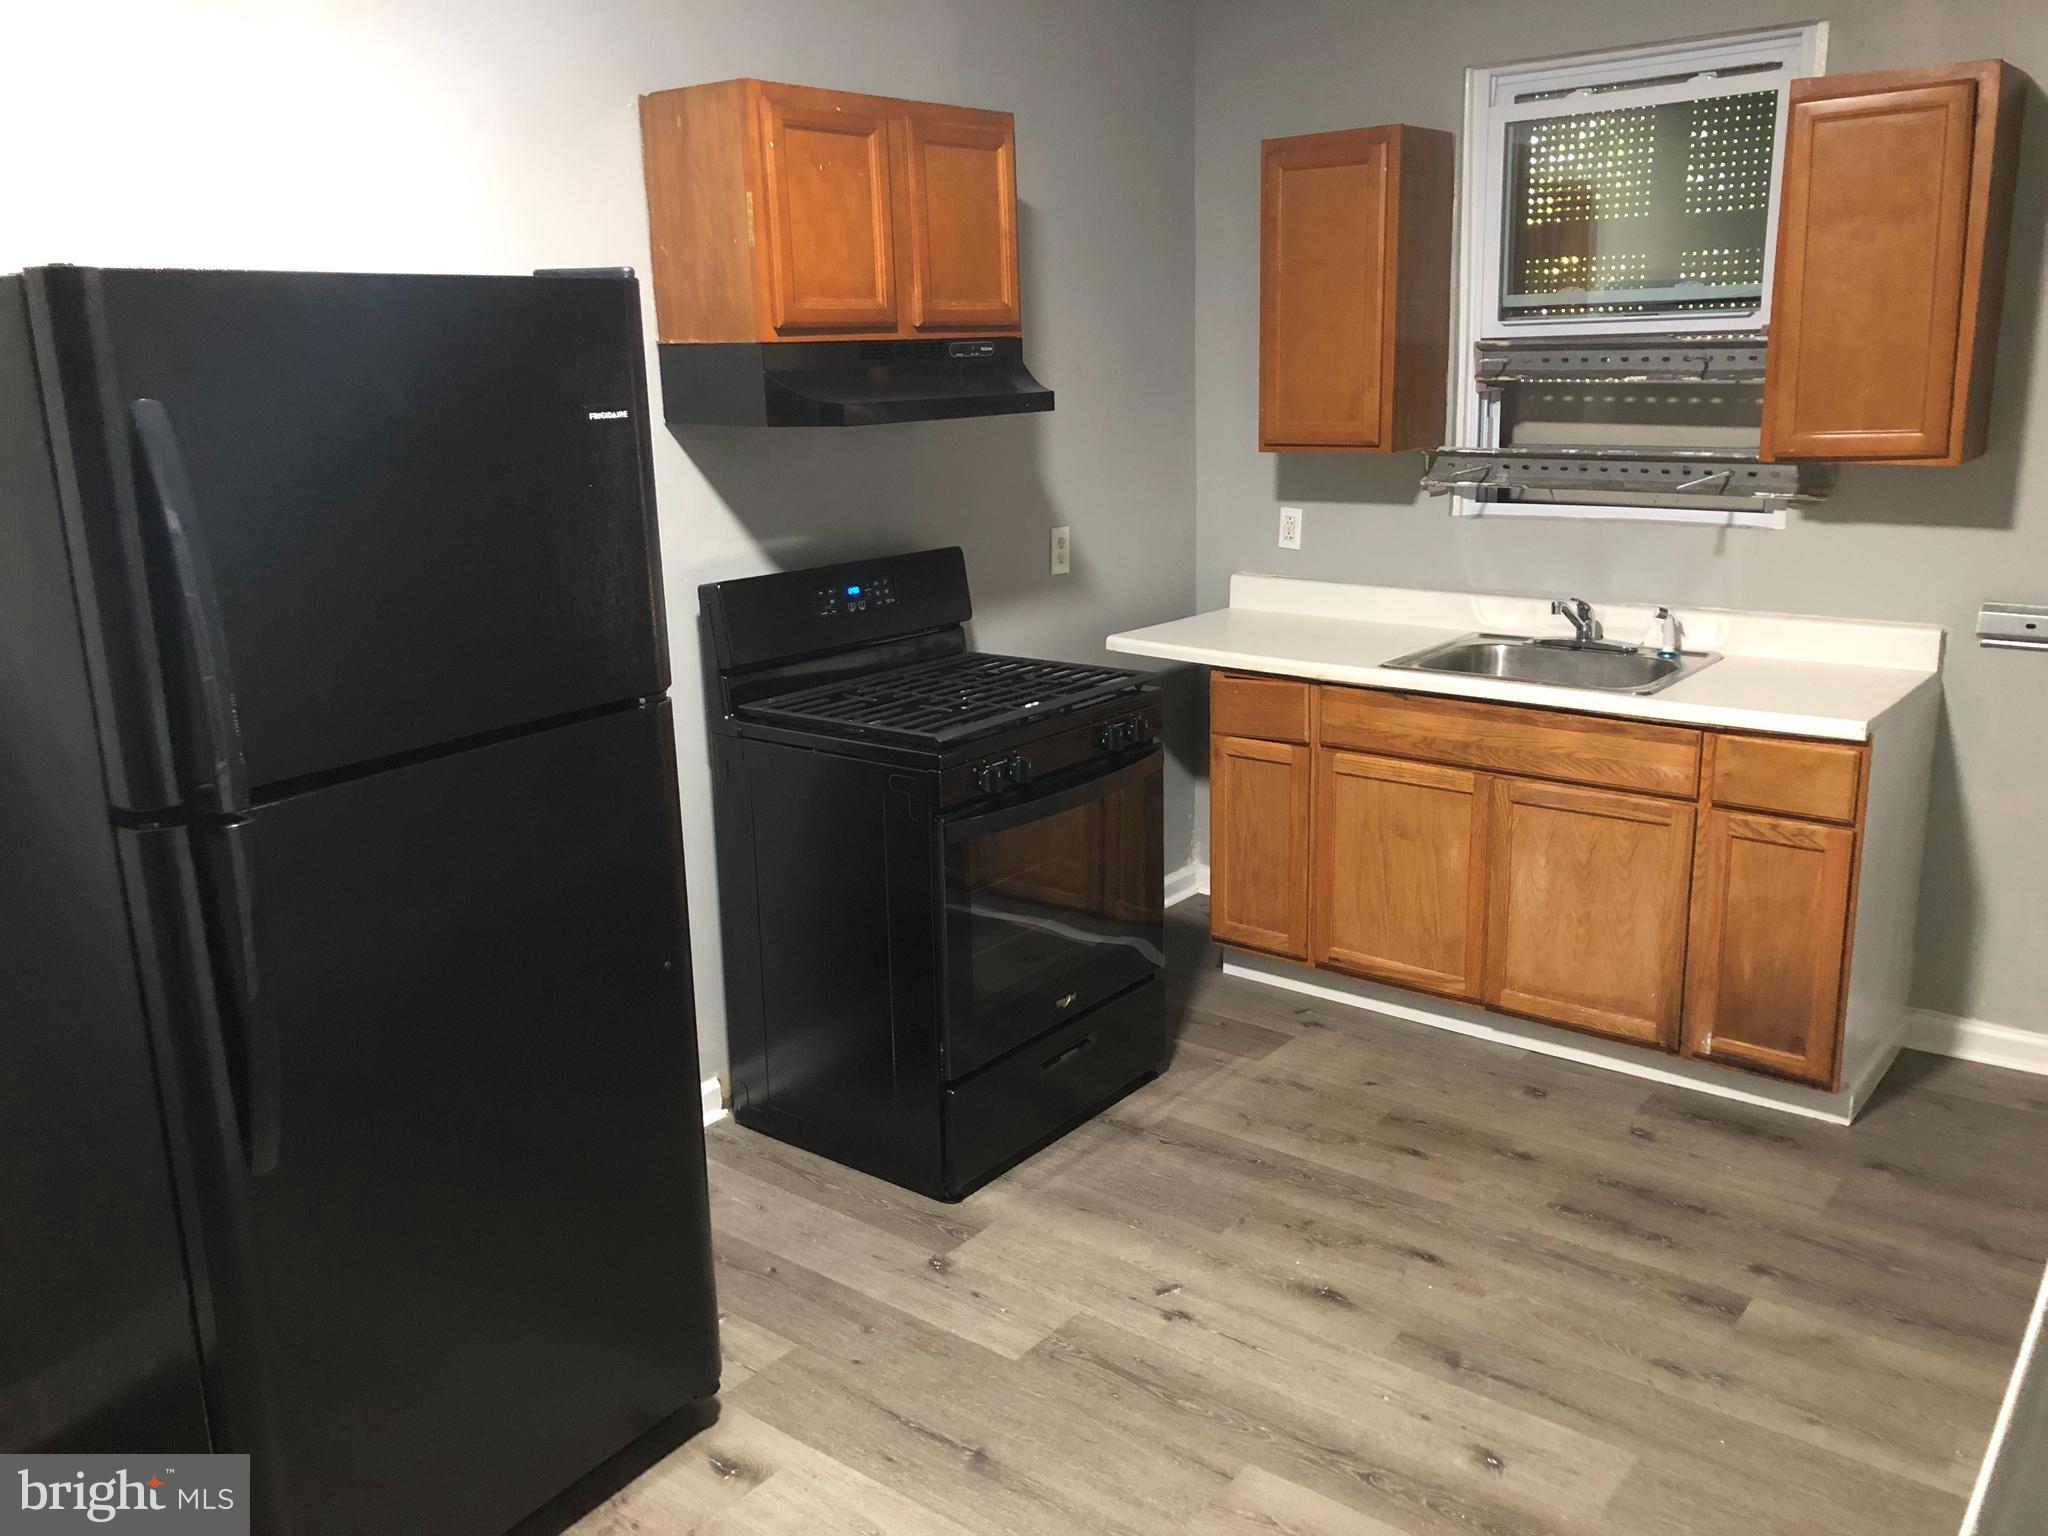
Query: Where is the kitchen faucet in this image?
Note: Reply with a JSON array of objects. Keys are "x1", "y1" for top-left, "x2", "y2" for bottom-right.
[{"x1": 1551, "y1": 596, "x2": 1603, "y2": 645}]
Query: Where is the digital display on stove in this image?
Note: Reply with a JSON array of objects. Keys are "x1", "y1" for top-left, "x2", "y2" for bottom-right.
[{"x1": 814, "y1": 576, "x2": 896, "y2": 617}]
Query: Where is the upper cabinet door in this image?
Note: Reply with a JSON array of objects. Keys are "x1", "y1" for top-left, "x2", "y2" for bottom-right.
[
  {"x1": 1762, "y1": 61, "x2": 2024, "y2": 464},
  {"x1": 1259, "y1": 125, "x2": 1453, "y2": 455},
  {"x1": 1261, "y1": 129, "x2": 1390, "y2": 450},
  {"x1": 756, "y1": 84, "x2": 899, "y2": 334},
  {"x1": 898, "y1": 108, "x2": 1021, "y2": 332}
]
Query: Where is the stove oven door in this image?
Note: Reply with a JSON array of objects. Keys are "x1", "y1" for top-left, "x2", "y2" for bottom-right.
[{"x1": 940, "y1": 746, "x2": 1164, "y2": 1080}]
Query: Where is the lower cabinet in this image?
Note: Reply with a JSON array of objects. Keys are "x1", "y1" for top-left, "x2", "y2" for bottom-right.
[
  {"x1": 1313, "y1": 750, "x2": 1486, "y2": 998},
  {"x1": 1684, "y1": 809, "x2": 1856, "y2": 1086},
  {"x1": 1209, "y1": 733, "x2": 1310, "y2": 958},
  {"x1": 1207, "y1": 678, "x2": 1869, "y2": 1093},
  {"x1": 1483, "y1": 778, "x2": 1695, "y2": 1049}
]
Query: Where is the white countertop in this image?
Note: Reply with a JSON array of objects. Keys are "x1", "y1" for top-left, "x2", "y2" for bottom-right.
[{"x1": 1107, "y1": 576, "x2": 1944, "y2": 741}]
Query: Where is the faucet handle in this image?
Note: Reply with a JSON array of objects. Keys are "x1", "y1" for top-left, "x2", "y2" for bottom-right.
[{"x1": 1550, "y1": 596, "x2": 1601, "y2": 642}]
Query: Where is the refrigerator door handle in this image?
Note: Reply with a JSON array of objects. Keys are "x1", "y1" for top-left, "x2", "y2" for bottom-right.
[
  {"x1": 130, "y1": 398, "x2": 251, "y2": 817},
  {"x1": 209, "y1": 821, "x2": 279, "y2": 1174}
]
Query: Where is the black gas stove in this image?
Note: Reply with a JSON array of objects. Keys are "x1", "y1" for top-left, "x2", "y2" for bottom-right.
[{"x1": 700, "y1": 547, "x2": 1167, "y2": 1200}]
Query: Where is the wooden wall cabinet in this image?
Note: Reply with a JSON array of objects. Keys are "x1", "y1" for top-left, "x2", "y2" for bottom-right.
[
  {"x1": 1259, "y1": 125, "x2": 1453, "y2": 453},
  {"x1": 639, "y1": 79, "x2": 1022, "y2": 344},
  {"x1": 899, "y1": 108, "x2": 1021, "y2": 332},
  {"x1": 1210, "y1": 682, "x2": 1873, "y2": 1090},
  {"x1": 1762, "y1": 60, "x2": 2025, "y2": 465}
]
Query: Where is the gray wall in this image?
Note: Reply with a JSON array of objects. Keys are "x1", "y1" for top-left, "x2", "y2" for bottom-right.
[
  {"x1": 8, "y1": 0, "x2": 2044, "y2": 1060},
  {"x1": 1191, "y1": 0, "x2": 2048, "y2": 1030},
  {"x1": 0, "y1": 0, "x2": 1198, "y2": 1082}
]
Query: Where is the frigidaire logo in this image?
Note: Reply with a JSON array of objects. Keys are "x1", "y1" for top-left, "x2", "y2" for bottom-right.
[{"x1": 4, "y1": 1456, "x2": 249, "y2": 1533}]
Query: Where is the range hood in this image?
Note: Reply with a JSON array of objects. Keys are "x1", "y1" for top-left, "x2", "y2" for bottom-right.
[{"x1": 658, "y1": 337, "x2": 1054, "y2": 428}]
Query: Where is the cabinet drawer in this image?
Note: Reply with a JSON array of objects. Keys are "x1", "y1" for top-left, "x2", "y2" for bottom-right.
[
  {"x1": 1710, "y1": 734, "x2": 1864, "y2": 824},
  {"x1": 943, "y1": 978, "x2": 1166, "y2": 1197},
  {"x1": 1211, "y1": 672, "x2": 1311, "y2": 744},
  {"x1": 1319, "y1": 687, "x2": 1700, "y2": 799}
]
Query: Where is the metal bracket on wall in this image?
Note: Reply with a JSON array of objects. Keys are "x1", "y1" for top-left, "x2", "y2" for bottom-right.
[
  {"x1": 1422, "y1": 446, "x2": 1830, "y2": 509},
  {"x1": 1474, "y1": 334, "x2": 1770, "y2": 387},
  {"x1": 1978, "y1": 603, "x2": 2048, "y2": 651}
]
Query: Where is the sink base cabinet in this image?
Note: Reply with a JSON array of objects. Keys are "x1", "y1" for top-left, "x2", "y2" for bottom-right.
[
  {"x1": 1209, "y1": 734, "x2": 1311, "y2": 959},
  {"x1": 1208, "y1": 674, "x2": 1874, "y2": 1094},
  {"x1": 1313, "y1": 751, "x2": 1486, "y2": 999},
  {"x1": 1684, "y1": 810, "x2": 1856, "y2": 1086},
  {"x1": 1483, "y1": 779, "x2": 1693, "y2": 1051}
]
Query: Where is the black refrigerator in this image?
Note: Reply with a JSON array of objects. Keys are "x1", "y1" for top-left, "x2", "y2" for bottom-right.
[{"x1": 0, "y1": 266, "x2": 719, "y2": 1534}]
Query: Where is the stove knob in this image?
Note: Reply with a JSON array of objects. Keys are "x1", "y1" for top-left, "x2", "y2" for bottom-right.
[
  {"x1": 1093, "y1": 722, "x2": 1115, "y2": 751},
  {"x1": 975, "y1": 762, "x2": 1001, "y2": 794},
  {"x1": 1126, "y1": 714, "x2": 1151, "y2": 746},
  {"x1": 1006, "y1": 753, "x2": 1033, "y2": 786}
]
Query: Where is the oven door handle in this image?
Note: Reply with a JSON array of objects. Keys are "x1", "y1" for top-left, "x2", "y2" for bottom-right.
[{"x1": 943, "y1": 745, "x2": 1159, "y2": 843}]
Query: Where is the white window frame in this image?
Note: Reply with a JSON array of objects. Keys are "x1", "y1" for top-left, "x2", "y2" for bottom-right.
[{"x1": 1448, "y1": 23, "x2": 1827, "y2": 529}]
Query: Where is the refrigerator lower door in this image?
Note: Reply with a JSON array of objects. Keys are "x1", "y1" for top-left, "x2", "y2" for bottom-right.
[{"x1": 180, "y1": 701, "x2": 717, "y2": 1536}]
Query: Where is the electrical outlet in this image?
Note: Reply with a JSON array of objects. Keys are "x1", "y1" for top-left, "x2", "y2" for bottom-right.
[
  {"x1": 1277, "y1": 506, "x2": 1303, "y2": 550},
  {"x1": 1050, "y1": 525, "x2": 1071, "y2": 575}
]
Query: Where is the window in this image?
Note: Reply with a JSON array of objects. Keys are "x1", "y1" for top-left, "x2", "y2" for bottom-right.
[
  {"x1": 1448, "y1": 25, "x2": 1827, "y2": 527},
  {"x1": 1500, "y1": 89, "x2": 1777, "y2": 323}
]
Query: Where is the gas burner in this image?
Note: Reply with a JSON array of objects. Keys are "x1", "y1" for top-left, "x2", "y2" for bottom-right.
[{"x1": 738, "y1": 652, "x2": 1142, "y2": 748}]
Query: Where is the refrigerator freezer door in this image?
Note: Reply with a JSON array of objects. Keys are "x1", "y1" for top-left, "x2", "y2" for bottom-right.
[
  {"x1": 184, "y1": 702, "x2": 716, "y2": 1536},
  {"x1": 50, "y1": 267, "x2": 667, "y2": 807}
]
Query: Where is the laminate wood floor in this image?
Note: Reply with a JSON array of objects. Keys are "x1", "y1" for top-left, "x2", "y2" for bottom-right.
[{"x1": 573, "y1": 900, "x2": 2048, "y2": 1535}]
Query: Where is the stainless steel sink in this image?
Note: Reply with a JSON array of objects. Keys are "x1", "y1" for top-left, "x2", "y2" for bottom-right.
[{"x1": 1383, "y1": 634, "x2": 1721, "y2": 695}]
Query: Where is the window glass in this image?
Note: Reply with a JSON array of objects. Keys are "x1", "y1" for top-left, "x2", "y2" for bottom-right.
[{"x1": 1501, "y1": 90, "x2": 1776, "y2": 321}]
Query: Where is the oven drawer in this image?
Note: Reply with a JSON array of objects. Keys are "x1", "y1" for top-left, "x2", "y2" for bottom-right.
[{"x1": 943, "y1": 977, "x2": 1166, "y2": 1198}]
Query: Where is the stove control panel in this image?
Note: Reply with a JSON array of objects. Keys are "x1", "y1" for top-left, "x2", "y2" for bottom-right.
[
  {"x1": 972, "y1": 752, "x2": 1034, "y2": 795},
  {"x1": 1092, "y1": 714, "x2": 1152, "y2": 752},
  {"x1": 940, "y1": 696, "x2": 1162, "y2": 809},
  {"x1": 813, "y1": 575, "x2": 897, "y2": 618}
]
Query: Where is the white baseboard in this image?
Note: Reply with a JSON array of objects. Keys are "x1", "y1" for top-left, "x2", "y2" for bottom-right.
[
  {"x1": 1164, "y1": 861, "x2": 1210, "y2": 907},
  {"x1": 1906, "y1": 1009, "x2": 2048, "y2": 1076},
  {"x1": 701, "y1": 1076, "x2": 727, "y2": 1128},
  {"x1": 1221, "y1": 953, "x2": 1869, "y2": 1124}
]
